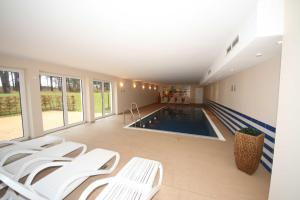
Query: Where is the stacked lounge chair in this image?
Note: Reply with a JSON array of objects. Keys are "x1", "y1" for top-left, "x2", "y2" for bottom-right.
[
  {"x1": 0, "y1": 135, "x2": 65, "y2": 159},
  {"x1": 0, "y1": 135, "x2": 163, "y2": 200},
  {"x1": 79, "y1": 157, "x2": 163, "y2": 200}
]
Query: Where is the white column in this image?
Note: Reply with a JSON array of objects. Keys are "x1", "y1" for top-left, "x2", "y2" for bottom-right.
[
  {"x1": 25, "y1": 67, "x2": 43, "y2": 138},
  {"x1": 268, "y1": 0, "x2": 300, "y2": 199},
  {"x1": 84, "y1": 76, "x2": 95, "y2": 123}
]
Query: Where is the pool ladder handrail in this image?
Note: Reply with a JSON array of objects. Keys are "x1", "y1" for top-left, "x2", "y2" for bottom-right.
[
  {"x1": 131, "y1": 102, "x2": 141, "y2": 122},
  {"x1": 123, "y1": 103, "x2": 142, "y2": 126},
  {"x1": 123, "y1": 108, "x2": 134, "y2": 125}
]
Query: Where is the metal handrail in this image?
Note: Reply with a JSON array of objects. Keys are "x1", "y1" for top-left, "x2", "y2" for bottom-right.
[
  {"x1": 131, "y1": 102, "x2": 141, "y2": 122},
  {"x1": 123, "y1": 108, "x2": 134, "y2": 125},
  {"x1": 123, "y1": 103, "x2": 142, "y2": 126}
]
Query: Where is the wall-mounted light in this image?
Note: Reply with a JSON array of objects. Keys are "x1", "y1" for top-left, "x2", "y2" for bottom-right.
[
  {"x1": 142, "y1": 85, "x2": 145, "y2": 90},
  {"x1": 149, "y1": 85, "x2": 152, "y2": 90},
  {"x1": 154, "y1": 86, "x2": 157, "y2": 90},
  {"x1": 119, "y1": 82, "x2": 124, "y2": 87},
  {"x1": 133, "y1": 83, "x2": 136, "y2": 88},
  {"x1": 277, "y1": 40, "x2": 283, "y2": 45}
]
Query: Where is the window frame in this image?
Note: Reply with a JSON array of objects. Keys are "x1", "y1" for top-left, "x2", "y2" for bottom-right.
[
  {"x1": 0, "y1": 66, "x2": 29, "y2": 141},
  {"x1": 103, "y1": 81, "x2": 113, "y2": 116},
  {"x1": 39, "y1": 72, "x2": 85, "y2": 134},
  {"x1": 65, "y1": 77, "x2": 85, "y2": 125},
  {"x1": 93, "y1": 79, "x2": 114, "y2": 120}
]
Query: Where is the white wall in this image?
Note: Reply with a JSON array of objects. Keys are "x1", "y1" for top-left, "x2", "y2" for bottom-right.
[
  {"x1": 194, "y1": 87, "x2": 204, "y2": 104},
  {"x1": 0, "y1": 53, "x2": 160, "y2": 138},
  {"x1": 204, "y1": 56, "x2": 281, "y2": 127},
  {"x1": 269, "y1": 0, "x2": 300, "y2": 199},
  {"x1": 201, "y1": 0, "x2": 283, "y2": 85}
]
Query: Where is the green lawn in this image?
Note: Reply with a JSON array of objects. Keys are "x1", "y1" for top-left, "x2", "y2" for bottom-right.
[
  {"x1": 93, "y1": 92, "x2": 111, "y2": 113},
  {"x1": 0, "y1": 91, "x2": 111, "y2": 116},
  {"x1": 0, "y1": 92, "x2": 20, "y2": 97},
  {"x1": 41, "y1": 91, "x2": 111, "y2": 113}
]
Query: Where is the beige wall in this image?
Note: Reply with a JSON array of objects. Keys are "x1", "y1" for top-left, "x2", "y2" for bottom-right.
[
  {"x1": 116, "y1": 79, "x2": 159, "y2": 114},
  {"x1": 204, "y1": 56, "x2": 281, "y2": 127},
  {"x1": 269, "y1": 0, "x2": 300, "y2": 199},
  {"x1": 190, "y1": 84, "x2": 203, "y2": 104},
  {"x1": 0, "y1": 53, "x2": 159, "y2": 138}
]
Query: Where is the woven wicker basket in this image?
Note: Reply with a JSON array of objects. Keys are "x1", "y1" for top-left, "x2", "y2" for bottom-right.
[{"x1": 234, "y1": 131, "x2": 264, "y2": 175}]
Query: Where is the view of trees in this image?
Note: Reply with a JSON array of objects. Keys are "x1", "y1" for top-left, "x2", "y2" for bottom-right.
[
  {"x1": 39, "y1": 75, "x2": 62, "y2": 91},
  {"x1": 0, "y1": 71, "x2": 20, "y2": 93},
  {"x1": 66, "y1": 78, "x2": 81, "y2": 92}
]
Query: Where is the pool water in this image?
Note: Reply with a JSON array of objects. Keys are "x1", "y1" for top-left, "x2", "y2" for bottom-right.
[{"x1": 129, "y1": 106, "x2": 218, "y2": 138}]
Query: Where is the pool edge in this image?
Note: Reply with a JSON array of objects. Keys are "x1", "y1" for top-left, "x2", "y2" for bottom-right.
[{"x1": 124, "y1": 106, "x2": 226, "y2": 142}]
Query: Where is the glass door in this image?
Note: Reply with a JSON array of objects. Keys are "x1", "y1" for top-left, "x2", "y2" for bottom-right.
[
  {"x1": 0, "y1": 68, "x2": 27, "y2": 140},
  {"x1": 40, "y1": 74, "x2": 84, "y2": 132},
  {"x1": 93, "y1": 81, "x2": 103, "y2": 118},
  {"x1": 103, "y1": 82, "x2": 112, "y2": 115},
  {"x1": 66, "y1": 78, "x2": 83, "y2": 124},
  {"x1": 40, "y1": 75, "x2": 64, "y2": 131},
  {"x1": 93, "y1": 80, "x2": 113, "y2": 118}
]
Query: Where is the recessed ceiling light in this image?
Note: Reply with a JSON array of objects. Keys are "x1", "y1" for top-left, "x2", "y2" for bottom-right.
[
  {"x1": 256, "y1": 53, "x2": 262, "y2": 57},
  {"x1": 277, "y1": 40, "x2": 283, "y2": 45}
]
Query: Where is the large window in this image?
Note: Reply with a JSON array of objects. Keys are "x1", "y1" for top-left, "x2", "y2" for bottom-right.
[
  {"x1": 40, "y1": 74, "x2": 84, "y2": 132},
  {"x1": 0, "y1": 68, "x2": 27, "y2": 140},
  {"x1": 40, "y1": 75, "x2": 64, "y2": 131},
  {"x1": 93, "y1": 81, "x2": 103, "y2": 118},
  {"x1": 93, "y1": 81, "x2": 113, "y2": 118},
  {"x1": 103, "y1": 82, "x2": 112, "y2": 115},
  {"x1": 66, "y1": 78, "x2": 83, "y2": 124}
]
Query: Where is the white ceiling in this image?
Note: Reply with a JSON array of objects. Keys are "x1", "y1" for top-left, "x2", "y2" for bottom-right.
[{"x1": 0, "y1": 0, "x2": 258, "y2": 83}]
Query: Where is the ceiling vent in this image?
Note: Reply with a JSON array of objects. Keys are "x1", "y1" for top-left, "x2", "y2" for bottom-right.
[{"x1": 226, "y1": 35, "x2": 239, "y2": 55}]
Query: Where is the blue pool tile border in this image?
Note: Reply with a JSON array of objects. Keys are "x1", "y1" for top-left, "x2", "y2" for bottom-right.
[
  {"x1": 210, "y1": 101, "x2": 276, "y2": 132},
  {"x1": 206, "y1": 100, "x2": 276, "y2": 173}
]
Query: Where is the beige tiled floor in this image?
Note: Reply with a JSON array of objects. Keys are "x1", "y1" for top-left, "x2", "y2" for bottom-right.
[
  {"x1": 0, "y1": 111, "x2": 83, "y2": 140},
  {"x1": 55, "y1": 104, "x2": 271, "y2": 200}
]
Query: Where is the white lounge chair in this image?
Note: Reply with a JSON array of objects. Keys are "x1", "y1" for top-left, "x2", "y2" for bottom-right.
[
  {"x1": 79, "y1": 157, "x2": 163, "y2": 200},
  {"x1": 0, "y1": 141, "x2": 87, "y2": 190},
  {"x1": 0, "y1": 135, "x2": 65, "y2": 159},
  {"x1": 0, "y1": 148, "x2": 120, "y2": 200}
]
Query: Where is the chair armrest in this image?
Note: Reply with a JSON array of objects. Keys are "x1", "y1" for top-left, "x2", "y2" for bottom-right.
[
  {"x1": 25, "y1": 162, "x2": 67, "y2": 186},
  {"x1": 54, "y1": 152, "x2": 119, "y2": 199},
  {"x1": 14, "y1": 156, "x2": 73, "y2": 181},
  {"x1": 78, "y1": 144, "x2": 88, "y2": 156},
  {"x1": 54, "y1": 169, "x2": 114, "y2": 200},
  {"x1": 17, "y1": 144, "x2": 45, "y2": 150},
  {"x1": 145, "y1": 163, "x2": 164, "y2": 200},
  {"x1": 0, "y1": 149, "x2": 39, "y2": 167},
  {"x1": 0, "y1": 140, "x2": 19, "y2": 146},
  {"x1": 105, "y1": 152, "x2": 120, "y2": 174},
  {"x1": 157, "y1": 163, "x2": 163, "y2": 187},
  {"x1": 0, "y1": 172, "x2": 46, "y2": 200},
  {"x1": 46, "y1": 135, "x2": 66, "y2": 143},
  {"x1": 78, "y1": 178, "x2": 112, "y2": 200}
]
